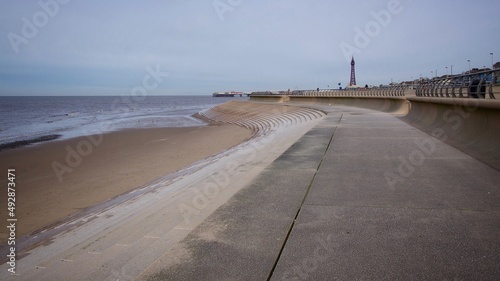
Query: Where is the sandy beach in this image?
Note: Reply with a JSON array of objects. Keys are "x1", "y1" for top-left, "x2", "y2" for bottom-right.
[{"x1": 0, "y1": 124, "x2": 252, "y2": 242}]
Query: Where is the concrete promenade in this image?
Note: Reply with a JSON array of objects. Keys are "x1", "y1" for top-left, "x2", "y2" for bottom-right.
[{"x1": 144, "y1": 104, "x2": 500, "y2": 280}]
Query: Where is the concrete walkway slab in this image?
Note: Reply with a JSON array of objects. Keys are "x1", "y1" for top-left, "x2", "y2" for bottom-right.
[
  {"x1": 271, "y1": 205, "x2": 500, "y2": 280},
  {"x1": 308, "y1": 157, "x2": 500, "y2": 210}
]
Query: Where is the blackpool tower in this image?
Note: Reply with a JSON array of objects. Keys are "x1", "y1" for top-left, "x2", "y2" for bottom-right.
[{"x1": 349, "y1": 56, "x2": 356, "y2": 86}]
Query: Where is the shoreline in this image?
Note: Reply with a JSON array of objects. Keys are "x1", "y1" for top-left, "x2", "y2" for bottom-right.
[{"x1": 0, "y1": 124, "x2": 252, "y2": 242}]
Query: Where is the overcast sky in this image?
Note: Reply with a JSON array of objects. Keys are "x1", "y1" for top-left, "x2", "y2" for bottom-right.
[{"x1": 1, "y1": 0, "x2": 499, "y2": 96}]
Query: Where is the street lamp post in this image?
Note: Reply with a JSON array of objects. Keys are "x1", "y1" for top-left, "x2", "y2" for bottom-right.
[
  {"x1": 467, "y1": 59, "x2": 471, "y2": 73},
  {"x1": 491, "y1": 53, "x2": 494, "y2": 69},
  {"x1": 446, "y1": 66, "x2": 448, "y2": 76}
]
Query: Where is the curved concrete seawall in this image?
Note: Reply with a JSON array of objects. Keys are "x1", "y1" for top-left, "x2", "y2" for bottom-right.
[
  {"x1": 250, "y1": 95, "x2": 290, "y2": 103},
  {"x1": 251, "y1": 87, "x2": 412, "y2": 114},
  {"x1": 250, "y1": 94, "x2": 500, "y2": 170},
  {"x1": 288, "y1": 96, "x2": 410, "y2": 115},
  {"x1": 250, "y1": 95, "x2": 410, "y2": 115},
  {"x1": 402, "y1": 97, "x2": 500, "y2": 170}
]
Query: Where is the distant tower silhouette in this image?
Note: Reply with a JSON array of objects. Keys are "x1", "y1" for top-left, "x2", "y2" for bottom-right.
[{"x1": 350, "y1": 56, "x2": 356, "y2": 86}]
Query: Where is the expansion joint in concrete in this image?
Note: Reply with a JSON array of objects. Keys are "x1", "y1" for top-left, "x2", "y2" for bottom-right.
[{"x1": 266, "y1": 114, "x2": 341, "y2": 280}]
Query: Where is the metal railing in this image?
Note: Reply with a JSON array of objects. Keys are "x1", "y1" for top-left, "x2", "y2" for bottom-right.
[
  {"x1": 251, "y1": 85, "x2": 410, "y2": 98},
  {"x1": 415, "y1": 69, "x2": 500, "y2": 99}
]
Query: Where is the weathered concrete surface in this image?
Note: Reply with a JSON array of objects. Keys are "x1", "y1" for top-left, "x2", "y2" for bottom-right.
[
  {"x1": 142, "y1": 104, "x2": 500, "y2": 280},
  {"x1": 288, "y1": 96, "x2": 410, "y2": 115},
  {"x1": 403, "y1": 97, "x2": 500, "y2": 170},
  {"x1": 272, "y1": 106, "x2": 500, "y2": 280}
]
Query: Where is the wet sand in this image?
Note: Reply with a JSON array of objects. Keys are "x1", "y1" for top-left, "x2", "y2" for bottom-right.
[{"x1": 0, "y1": 124, "x2": 252, "y2": 242}]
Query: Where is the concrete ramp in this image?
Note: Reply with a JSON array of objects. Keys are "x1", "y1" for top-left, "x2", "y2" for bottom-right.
[{"x1": 402, "y1": 97, "x2": 500, "y2": 170}]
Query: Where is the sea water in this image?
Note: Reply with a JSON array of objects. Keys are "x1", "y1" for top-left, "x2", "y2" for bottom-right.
[{"x1": 0, "y1": 95, "x2": 246, "y2": 146}]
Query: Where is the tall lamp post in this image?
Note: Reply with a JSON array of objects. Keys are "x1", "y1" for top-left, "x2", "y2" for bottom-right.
[
  {"x1": 467, "y1": 59, "x2": 471, "y2": 73},
  {"x1": 491, "y1": 53, "x2": 494, "y2": 69}
]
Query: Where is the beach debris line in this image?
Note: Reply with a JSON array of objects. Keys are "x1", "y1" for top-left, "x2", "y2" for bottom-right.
[{"x1": 0, "y1": 134, "x2": 61, "y2": 151}]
